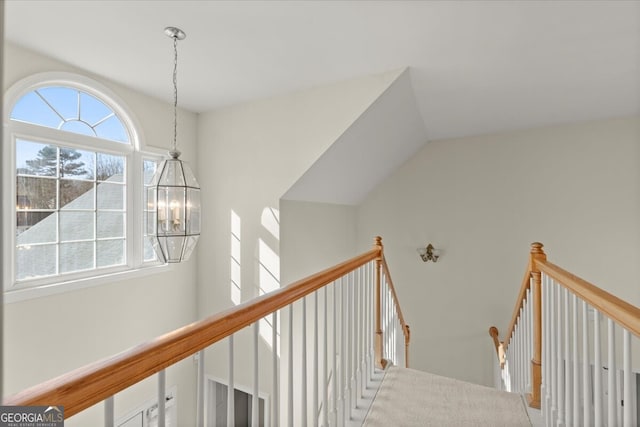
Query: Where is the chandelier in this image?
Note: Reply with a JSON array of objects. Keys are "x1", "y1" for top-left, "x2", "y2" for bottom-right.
[{"x1": 148, "y1": 27, "x2": 201, "y2": 263}]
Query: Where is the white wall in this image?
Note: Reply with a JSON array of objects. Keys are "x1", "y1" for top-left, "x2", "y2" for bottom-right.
[
  {"x1": 195, "y1": 70, "x2": 400, "y2": 425},
  {"x1": 280, "y1": 200, "x2": 357, "y2": 284},
  {"x1": 3, "y1": 43, "x2": 199, "y2": 427},
  {"x1": 356, "y1": 116, "x2": 640, "y2": 387}
]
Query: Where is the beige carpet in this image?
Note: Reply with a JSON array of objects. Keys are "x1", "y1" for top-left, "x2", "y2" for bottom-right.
[{"x1": 363, "y1": 367, "x2": 532, "y2": 427}]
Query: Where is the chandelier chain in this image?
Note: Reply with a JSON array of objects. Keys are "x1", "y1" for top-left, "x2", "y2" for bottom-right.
[{"x1": 172, "y1": 35, "x2": 178, "y2": 152}]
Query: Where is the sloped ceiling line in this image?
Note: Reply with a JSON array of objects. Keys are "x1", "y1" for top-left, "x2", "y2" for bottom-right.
[{"x1": 282, "y1": 68, "x2": 428, "y2": 206}]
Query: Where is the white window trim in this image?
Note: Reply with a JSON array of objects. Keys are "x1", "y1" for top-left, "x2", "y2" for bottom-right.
[{"x1": 3, "y1": 72, "x2": 170, "y2": 302}]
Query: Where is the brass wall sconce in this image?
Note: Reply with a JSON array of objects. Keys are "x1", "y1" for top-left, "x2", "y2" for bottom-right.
[{"x1": 418, "y1": 243, "x2": 440, "y2": 263}]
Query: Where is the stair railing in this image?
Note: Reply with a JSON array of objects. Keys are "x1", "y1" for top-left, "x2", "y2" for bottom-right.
[
  {"x1": 4, "y1": 236, "x2": 408, "y2": 427},
  {"x1": 380, "y1": 255, "x2": 410, "y2": 369},
  {"x1": 489, "y1": 243, "x2": 640, "y2": 427}
]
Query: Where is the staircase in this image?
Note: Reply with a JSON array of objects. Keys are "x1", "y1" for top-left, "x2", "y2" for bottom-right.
[
  {"x1": 490, "y1": 243, "x2": 640, "y2": 427},
  {"x1": 3, "y1": 239, "x2": 638, "y2": 427}
]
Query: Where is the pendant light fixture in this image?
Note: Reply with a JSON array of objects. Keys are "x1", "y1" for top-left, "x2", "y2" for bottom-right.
[{"x1": 147, "y1": 26, "x2": 201, "y2": 263}]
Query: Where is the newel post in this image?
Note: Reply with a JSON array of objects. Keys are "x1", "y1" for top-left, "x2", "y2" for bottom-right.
[
  {"x1": 529, "y1": 242, "x2": 546, "y2": 409},
  {"x1": 374, "y1": 236, "x2": 386, "y2": 369}
]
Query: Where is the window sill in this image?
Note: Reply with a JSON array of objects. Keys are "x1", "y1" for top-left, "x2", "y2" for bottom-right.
[{"x1": 4, "y1": 263, "x2": 171, "y2": 304}]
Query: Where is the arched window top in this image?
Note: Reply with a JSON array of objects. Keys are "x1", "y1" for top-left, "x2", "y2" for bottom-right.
[{"x1": 10, "y1": 85, "x2": 130, "y2": 144}]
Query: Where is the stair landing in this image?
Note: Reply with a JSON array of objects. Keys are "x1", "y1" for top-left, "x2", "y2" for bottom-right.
[{"x1": 363, "y1": 367, "x2": 533, "y2": 426}]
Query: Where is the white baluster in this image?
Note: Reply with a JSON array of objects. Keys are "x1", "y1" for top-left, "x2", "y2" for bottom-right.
[
  {"x1": 273, "y1": 311, "x2": 279, "y2": 427},
  {"x1": 387, "y1": 285, "x2": 391, "y2": 363},
  {"x1": 197, "y1": 349, "x2": 205, "y2": 427},
  {"x1": 557, "y1": 282, "x2": 565, "y2": 427},
  {"x1": 572, "y1": 294, "x2": 579, "y2": 426},
  {"x1": 523, "y1": 305, "x2": 527, "y2": 393},
  {"x1": 526, "y1": 289, "x2": 532, "y2": 391},
  {"x1": 607, "y1": 319, "x2": 615, "y2": 427},
  {"x1": 370, "y1": 262, "x2": 375, "y2": 377},
  {"x1": 354, "y1": 268, "x2": 361, "y2": 402},
  {"x1": 104, "y1": 396, "x2": 114, "y2": 427},
  {"x1": 228, "y1": 336, "x2": 235, "y2": 427},
  {"x1": 323, "y1": 287, "x2": 328, "y2": 427},
  {"x1": 313, "y1": 293, "x2": 318, "y2": 427},
  {"x1": 622, "y1": 329, "x2": 633, "y2": 427},
  {"x1": 594, "y1": 310, "x2": 602, "y2": 427},
  {"x1": 541, "y1": 275, "x2": 547, "y2": 423},
  {"x1": 360, "y1": 267, "x2": 366, "y2": 395},
  {"x1": 302, "y1": 297, "x2": 308, "y2": 427},
  {"x1": 350, "y1": 272, "x2": 357, "y2": 410},
  {"x1": 253, "y1": 322, "x2": 260, "y2": 427},
  {"x1": 345, "y1": 273, "x2": 352, "y2": 422},
  {"x1": 331, "y1": 281, "x2": 338, "y2": 427},
  {"x1": 158, "y1": 369, "x2": 166, "y2": 427},
  {"x1": 381, "y1": 274, "x2": 386, "y2": 362},
  {"x1": 550, "y1": 279, "x2": 558, "y2": 426},
  {"x1": 519, "y1": 308, "x2": 524, "y2": 392},
  {"x1": 545, "y1": 275, "x2": 551, "y2": 425},
  {"x1": 565, "y1": 287, "x2": 572, "y2": 426},
  {"x1": 339, "y1": 277, "x2": 346, "y2": 426},
  {"x1": 582, "y1": 301, "x2": 591, "y2": 427},
  {"x1": 288, "y1": 306, "x2": 294, "y2": 427}
]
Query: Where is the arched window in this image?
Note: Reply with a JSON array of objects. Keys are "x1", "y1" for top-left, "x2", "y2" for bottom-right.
[{"x1": 4, "y1": 73, "x2": 163, "y2": 296}]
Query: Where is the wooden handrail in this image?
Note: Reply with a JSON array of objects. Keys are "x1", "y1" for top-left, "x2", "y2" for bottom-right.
[
  {"x1": 381, "y1": 255, "x2": 410, "y2": 367},
  {"x1": 4, "y1": 243, "x2": 382, "y2": 417},
  {"x1": 536, "y1": 259, "x2": 640, "y2": 338}
]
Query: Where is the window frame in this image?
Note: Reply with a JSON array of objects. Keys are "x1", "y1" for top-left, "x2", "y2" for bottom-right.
[{"x1": 3, "y1": 72, "x2": 169, "y2": 302}]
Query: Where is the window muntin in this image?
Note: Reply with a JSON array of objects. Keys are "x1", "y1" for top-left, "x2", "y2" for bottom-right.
[{"x1": 6, "y1": 77, "x2": 161, "y2": 292}]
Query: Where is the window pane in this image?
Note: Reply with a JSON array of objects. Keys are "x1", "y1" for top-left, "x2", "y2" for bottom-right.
[
  {"x1": 60, "y1": 120, "x2": 95, "y2": 137},
  {"x1": 16, "y1": 244, "x2": 57, "y2": 280},
  {"x1": 97, "y1": 183, "x2": 124, "y2": 210},
  {"x1": 97, "y1": 153, "x2": 125, "y2": 182},
  {"x1": 59, "y1": 211, "x2": 94, "y2": 241},
  {"x1": 97, "y1": 212, "x2": 124, "y2": 238},
  {"x1": 60, "y1": 180, "x2": 94, "y2": 209},
  {"x1": 79, "y1": 92, "x2": 112, "y2": 126},
  {"x1": 143, "y1": 159, "x2": 158, "y2": 185},
  {"x1": 16, "y1": 212, "x2": 57, "y2": 243},
  {"x1": 97, "y1": 239, "x2": 125, "y2": 268},
  {"x1": 11, "y1": 91, "x2": 63, "y2": 129},
  {"x1": 94, "y1": 114, "x2": 129, "y2": 143},
  {"x1": 59, "y1": 147, "x2": 94, "y2": 180},
  {"x1": 17, "y1": 176, "x2": 57, "y2": 209},
  {"x1": 38, "y1": 87, "x2": 78, "y2": 121},
  {"x1": 16, "y1": 141, "x2": 58, "y2": 177},
  {"x1": 144, "y1": 237, "x2": 157, "y2": 262},
  {"x1": 60, "y1": 241, "x2": 94, "y2": 273}
]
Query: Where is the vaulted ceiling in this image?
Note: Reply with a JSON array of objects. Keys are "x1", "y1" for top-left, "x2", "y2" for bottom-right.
[{"x1": 6, "y1": 1, "x2": 639, "y2": 142}]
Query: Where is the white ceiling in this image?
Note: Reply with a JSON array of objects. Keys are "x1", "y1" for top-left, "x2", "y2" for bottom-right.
[{"x1": 6, "y1": 1, "x2": 640, "y2": 142}]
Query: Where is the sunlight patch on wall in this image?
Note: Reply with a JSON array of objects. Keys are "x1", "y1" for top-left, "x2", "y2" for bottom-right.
[
  {"x1": 230, "y1": 210, "x2": 241, "y2": 305},
  {"x1": 261, "y1": 207, "x2": 279, "y2": 240},
  {"x1": 258, "y1": 207, "x2": 281, "y2": 355}
]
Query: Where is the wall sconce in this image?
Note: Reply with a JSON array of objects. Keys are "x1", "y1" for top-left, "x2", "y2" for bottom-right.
[{"x1": 418, "y1": 243, "x2": 440, "y2": 263}]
